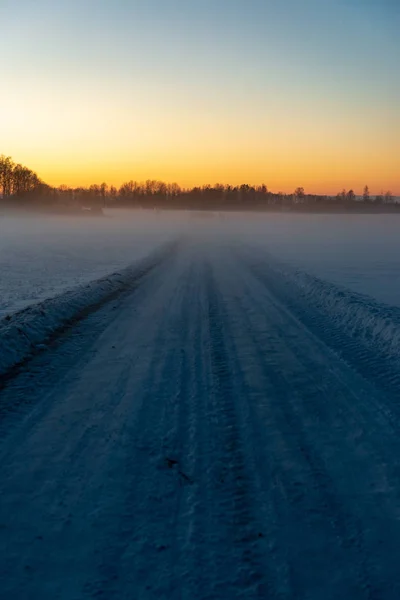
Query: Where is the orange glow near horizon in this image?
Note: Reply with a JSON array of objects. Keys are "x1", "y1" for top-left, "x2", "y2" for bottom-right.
[
  {"x1": 2, "y1": 27, "x2": 399, "y2": 198},
  {"x1": 3, "y1": 84, "x2": 397, "y2": 197},
  {"x1": 2, "y1": 1, "x2": 399, "y2": 198},
  {"x1": 14, "y1": 145, "x2": 399, "y2": 197}
]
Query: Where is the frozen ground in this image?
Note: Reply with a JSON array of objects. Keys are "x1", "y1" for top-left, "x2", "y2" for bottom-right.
[
  {"x1": 2, "y1": 213, "x2": 400, "y2": 597},
  {"x1": 0, "y1": 209, "x2": 186, "y2": 316},
  {"x1": 2, "y1": 229, "x2": 400, "y2": 598},
  {"x1": 2, "y1": 211, "x2": 400, "y2": 318},
  {"x1": 230, "y1": 212, "x2": 400, "y2": 307}
]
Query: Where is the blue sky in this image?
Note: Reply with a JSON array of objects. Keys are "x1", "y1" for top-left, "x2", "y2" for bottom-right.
[{"x1": 1, "y1": 0, "x2": 398, "y2": 192}]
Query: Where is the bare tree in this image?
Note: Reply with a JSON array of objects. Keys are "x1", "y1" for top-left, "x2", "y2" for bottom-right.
[
  {"x1": 108, "y1": 185, "x2": 117, "y2": 203},
  {"x1": 0, "y1": 155, "x2": 14, "y2": 198},
  {"x1": 100, "y1": 182, "x2": 108, "y2": 207},
  {"x1": 294, "y1": 187, "x2": 305, "y2": 204}
]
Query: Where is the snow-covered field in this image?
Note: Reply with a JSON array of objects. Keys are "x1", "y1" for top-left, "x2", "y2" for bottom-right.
[
  {"x1": 0, "y1": 209, "x2": 186, "y2": 317},
  {"x1": 230, "y1": 212, "x2": 400, "y2": 307},
  {"x1": 2, "y1": 211, "x2": 400, "y2": 319}
]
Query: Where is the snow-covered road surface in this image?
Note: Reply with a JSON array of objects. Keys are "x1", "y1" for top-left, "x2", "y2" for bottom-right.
[{"x1": 1, "y1": 235, "x2": 400, "y2": 599}]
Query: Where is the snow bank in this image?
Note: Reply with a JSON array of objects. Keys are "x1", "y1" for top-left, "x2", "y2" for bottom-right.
[
  {"x1": 283, "y1": 269, "x2": 400, "y2": 395},
  {"x1": 0, "y1": 244, "x2": 173, "y2": 379},
  {"x1": 243, "y1": 250, "x2": 400, "y2": 393},
  {"x1": 287, "y1": 270, "x2": 400, "y2": 358}
]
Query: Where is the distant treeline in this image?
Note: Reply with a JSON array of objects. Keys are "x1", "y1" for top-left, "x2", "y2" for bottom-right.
[
  {"x1": 0, "y1": 155, "x2": 48, "y2": 200},
  {"x1": 1, "y1": 154, "x2": 397, "y2": 211}
]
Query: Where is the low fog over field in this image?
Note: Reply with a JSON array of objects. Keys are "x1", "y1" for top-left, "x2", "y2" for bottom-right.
[
  {"x1": 225, "y1": 212, "x2": 400, "y2": 306},
  {"x1": 0, "y1": 210, "x2": 186, "y2": 316},
  {"x1": 2, "y1": 210, "x2": 400, "y2": 316}
]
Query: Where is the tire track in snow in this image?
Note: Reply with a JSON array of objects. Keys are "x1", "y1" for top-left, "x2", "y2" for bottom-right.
[
  {"x1": 220, "y1": 248, "x2": 400, "y2": 599},
  {"x1": 0, "y1": 240, "x2": 181, "y2": 394},
  {"x1": 238, "y1": 246, "x2": 400, "y2": 402},
  {"x1": 0, "y1": 249, "x2": 189, "y2": 599},
  {"x1": 236, "y1": 248, "x2": 400, "y2": 490},
  {"x1": 84, "y1": 254, "x2": 197, "y2": 599},
  {"x1": 203, "y1": 261, "x2": 272, "y2": 598},
  {"x1": 163, "y1": 256, "x2": 216, "y2": 600},
  {"x1": 2, "y1": 238, "x2": 400, "y2": 598}
]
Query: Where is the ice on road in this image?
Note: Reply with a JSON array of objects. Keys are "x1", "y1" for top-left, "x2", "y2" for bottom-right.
[{"x1": 1, "y1": 234, "x2": 400, "y2": 599}]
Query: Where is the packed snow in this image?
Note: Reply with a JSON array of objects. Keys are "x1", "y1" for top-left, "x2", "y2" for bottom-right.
[{"x1": 0, "y1": 240, "x2": 176, "y2": 377}]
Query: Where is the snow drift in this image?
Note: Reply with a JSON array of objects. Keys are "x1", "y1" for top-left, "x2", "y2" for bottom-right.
[
  {"x1": 0, "y1": 242, "x2": 176, "y2": 380},
  {"x1": 242, "y1": 249, "x2": 400, "y2": 396}
]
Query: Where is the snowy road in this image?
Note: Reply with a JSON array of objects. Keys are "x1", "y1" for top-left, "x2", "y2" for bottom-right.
[{"x1": 1, "y1": 235, "x2": 400, "y2": 599}]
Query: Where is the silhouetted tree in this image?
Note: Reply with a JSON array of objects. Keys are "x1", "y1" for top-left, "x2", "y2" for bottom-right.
[
  {"x1": 347, "y1": 189, "x2": 356, "y2": 202},
  {"x1": 1, "y1": 153, "x2": 398, "y2": 212},
  {"x1": 294, "y1": 187, "x2": 305, "y2": 204},
  {"x1": 0, "y1": 155, "x2": 14, "y2": 198}
]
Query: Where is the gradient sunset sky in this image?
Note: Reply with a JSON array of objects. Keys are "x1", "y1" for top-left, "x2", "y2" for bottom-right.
[{"x1": 2, "y1": 0, "x2": 399, "y2": 194}]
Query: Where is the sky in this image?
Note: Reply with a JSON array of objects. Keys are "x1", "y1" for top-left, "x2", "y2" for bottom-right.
[{"x1": 1, "y1": 0, "x2": 399, "y2": 194}]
